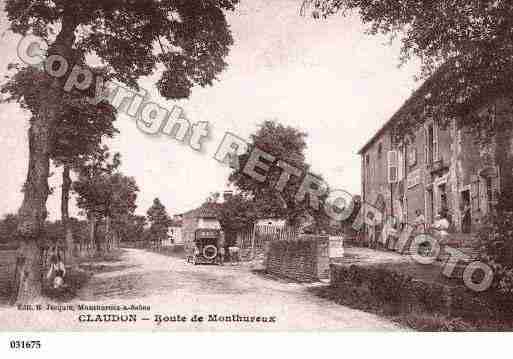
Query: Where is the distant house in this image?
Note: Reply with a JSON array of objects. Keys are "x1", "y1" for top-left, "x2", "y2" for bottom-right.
[
  {"x1": 181, "y1": 202, "x2": 223, "y2": 246},
  {"x1": 167, "y1": 215, "x2": 183, "y2": 245}
]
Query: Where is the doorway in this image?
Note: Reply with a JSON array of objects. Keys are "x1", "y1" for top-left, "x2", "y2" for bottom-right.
[
  {"x1": 426, "y1": 188, "x2": 434, "y2": 224},
  {"x1": 461, "y1": 189, "x2": 471, "y2": 233}
]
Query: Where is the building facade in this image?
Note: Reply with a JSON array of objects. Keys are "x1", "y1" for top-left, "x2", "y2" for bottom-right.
[
  {"x1": 181, "y1": 203, "x2": 223, "y2": 245},
  {"x1": 164, "y1": 215, "x2": 183, "y2": 245},
  {"x1": 359, "y1": 94, "x2": 512, "y2": 240}
]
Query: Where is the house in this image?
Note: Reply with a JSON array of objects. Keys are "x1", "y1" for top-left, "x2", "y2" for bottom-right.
[
  {"x1": 167, "y1": 215, "x2": 183, "y2": 245},
  {"x1": 359, "y1": 67, "x2": 513, "y2": 242},
  {"x1": 181, "y1": 202, "x2": 223, "y2": 245}
]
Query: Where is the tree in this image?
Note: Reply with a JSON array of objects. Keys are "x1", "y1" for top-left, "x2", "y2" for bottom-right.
[
  {"x1": 51, "y1": 75, "x2": 118, "y2": 266},
  {"x1": 118, "y1": 215, "x2": 147, "y2": 243},
  {"x1": 105, "y1": 174, "x2": 139, "y2": 251},
  {"x1": 73, "y1": 148, "x2": 121, "y2": 254},
  {"x1": 219, "y1": 194, "x2": 258, "y2": 232},
  {"x1": 3, "y1": 68, "x2": 118, "y2": 257},
  {"x1": 2, "y1": 0, "x2": 238, "y2": 302},
  {"x1": 146, "y1": 198, "x2": 171, "y2": 250},
  {"x1": 228, "y1": 120, "x2": 327, "y2": 228}
]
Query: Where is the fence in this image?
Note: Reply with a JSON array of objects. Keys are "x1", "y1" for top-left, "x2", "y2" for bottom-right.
[
  {"x1": 236, "y1": 224, "x2": 298, "y2": 261},
  {"x1": 237, "y1": 224, "x2": 297, "y2": 249}
]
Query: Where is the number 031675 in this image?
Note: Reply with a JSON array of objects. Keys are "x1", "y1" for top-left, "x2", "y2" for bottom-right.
[{"x1": 9, "y1": 340, "x2": 41, "y2": 349}]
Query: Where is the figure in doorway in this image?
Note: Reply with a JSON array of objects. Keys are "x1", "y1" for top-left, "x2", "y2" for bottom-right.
[{"x1": 462, "y1": 200, "x2": 471, "y2": 233}]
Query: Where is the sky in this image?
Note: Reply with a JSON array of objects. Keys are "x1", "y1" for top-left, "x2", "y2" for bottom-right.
[{"x1": 0, "y1": 0, "x2": 421, "y2": 220}]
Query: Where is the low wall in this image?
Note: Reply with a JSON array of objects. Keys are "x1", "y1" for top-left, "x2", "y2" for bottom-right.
[
  {"x1": 266, "y1": 235, "x2": 329, "y2": 282},
  {"x1": 330, "y1": 263, "x2": 513, "y2": 322}
]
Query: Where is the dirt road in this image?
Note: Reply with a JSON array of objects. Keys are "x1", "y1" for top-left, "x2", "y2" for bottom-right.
[{"x1": 0, "y1": 249, "x2": 403, "y2": 331}]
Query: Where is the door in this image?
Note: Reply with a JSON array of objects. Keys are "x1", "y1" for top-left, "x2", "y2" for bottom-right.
[
  {"x1": 426, "y1": 188, "x2": 434, "y2": 224},
  {"x1": 461, "y1": 190, "x2": 471, "y2": 233}
]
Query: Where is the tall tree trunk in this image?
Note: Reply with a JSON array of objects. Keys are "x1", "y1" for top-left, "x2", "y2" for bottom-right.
[
  {"x1": 13, "y1": 99, "x2": 56, "y2": 304},
  {"x1": 61, "y1": 163, "x2": 76, "y2": 268},
  {"x1": 13, "y1": 16, "x2": 78, "y2": 303},
  {"x1": 105, "y1": 216, "x2": 111, "y2": 252},
  {"x1": 89, "y1": 213, "x2": 97, "y2": 256},
  {"x1": 95, "y1": 216, "x2": 103, "y2": 254}
]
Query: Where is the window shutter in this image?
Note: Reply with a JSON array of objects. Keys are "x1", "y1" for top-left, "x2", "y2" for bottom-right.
[
  {"x1": 387, "y1": 150, "x2": 399, "y2": 183},
  {"x1": 433, "y1": 121, "x2": 439, "y2": 161},
  {"x1": 424, "y1": 126, "x2": 429, "y2": 164},
  {"x1": 480, "y1": 178, "x2": 488, "y2": 215},
  {"x1": 470, "y1": 175, "x2": 480, "y2": 214},
  {"x1": 397, "y1": 149, "x2": 404, "y2": 181},
  {"x1": 491, "y1": 167, "x2": 500, "y2": 205}
]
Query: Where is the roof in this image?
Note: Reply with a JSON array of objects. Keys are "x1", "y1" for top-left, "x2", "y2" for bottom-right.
[
  {"x1": 182, "y1": 202, "x2": 223, "y2": 219},
  {"x1": 169, "y1": 219, "x2": 182, "y2": 227}
]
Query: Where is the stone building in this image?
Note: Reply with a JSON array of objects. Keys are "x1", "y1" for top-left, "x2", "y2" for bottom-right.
[
  {"x1": 181, "y1": 203, "x2": 223, "y2": 245},
  {"x1": 358, "y1": 73, "x2": 513, "y2": 240}
]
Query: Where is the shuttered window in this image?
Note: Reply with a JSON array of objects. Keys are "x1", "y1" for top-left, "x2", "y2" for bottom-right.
[
  {"x1": 388, "y1": 150, "x2": 399, "y2": 183},
  {"x1": 487, "y1": 167, "x2": 501, "y2": 210},
  {"x1": 424, "y1": 127, "x2": 429, "y2": 164},
  {"x1": 433, "y1": 121, "x2": 439, "y2": 162}
]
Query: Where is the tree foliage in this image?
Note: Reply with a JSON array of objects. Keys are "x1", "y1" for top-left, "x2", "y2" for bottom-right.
[
  {"x1": 218, "y1": 193, "x2": 258, "y2": 232},
  {"x1": 5, "y1": 0, "x2": 239, "y2": 97},
  {"x1": 73, "y1": 148, "x2": 122, "y2": 217},
  {"x1": 146, "y1": 198, "x2": 171, "y2": 243},
  {"x1": 118, "y1": 215, "x2": 147, "y2": 243},
  {"x1": 228, "y1": 120, "x2": 327, "y2": 227}
]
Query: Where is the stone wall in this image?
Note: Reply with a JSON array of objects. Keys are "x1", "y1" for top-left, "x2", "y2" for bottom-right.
[{"x1": 265, "y1": 235, "x2": 329, "y2": 282}]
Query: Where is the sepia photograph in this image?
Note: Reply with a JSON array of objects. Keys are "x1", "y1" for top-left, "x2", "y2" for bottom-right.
[{"x1": 1, "y1": 0, "x2": 513, "y2": 349}]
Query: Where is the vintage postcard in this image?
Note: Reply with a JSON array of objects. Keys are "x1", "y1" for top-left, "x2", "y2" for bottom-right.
[{"x1": 1, "y1": 0, "x2": 513, "y2": 339}]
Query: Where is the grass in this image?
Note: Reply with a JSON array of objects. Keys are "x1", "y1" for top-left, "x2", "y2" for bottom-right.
[
  {"x1": 309, "y1": 273, "x2": 513, "y2": 331},
  {"x1": 309, "y1": 284, "x2": 468, "y2": 331},
  {"x1": 0, "y1": 249, "x2": 127, "y2": 305}
]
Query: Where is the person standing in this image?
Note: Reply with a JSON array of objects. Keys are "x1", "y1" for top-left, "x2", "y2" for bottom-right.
[
  {"x1": 218, "y1": 246, "x2": 225, "y2": 265},
  {"x1": 462, "y1": 201, "x2": 471, "y2": 233},
  {"x1": 366, "y1": 211, "x2": 377, "y2": 249}
]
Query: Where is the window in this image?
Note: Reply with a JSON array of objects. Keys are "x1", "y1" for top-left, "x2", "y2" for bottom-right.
[
  {"x1": 387, "y1": 150, "x2": 403, "y2": 183},
  {"x1": 424, "y1": 121, "x2": 439, "y2": 165},
  {"x1": 377, "y1": 143, "x2": 383, "y2": 159},
  {"x1": 408, "y1": 148, "x2": 417, "y2": 166}
]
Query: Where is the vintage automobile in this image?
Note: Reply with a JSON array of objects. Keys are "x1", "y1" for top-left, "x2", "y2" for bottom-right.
[{"x1": 185, "y1": 228, "x2": 222, "y2": 265}]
